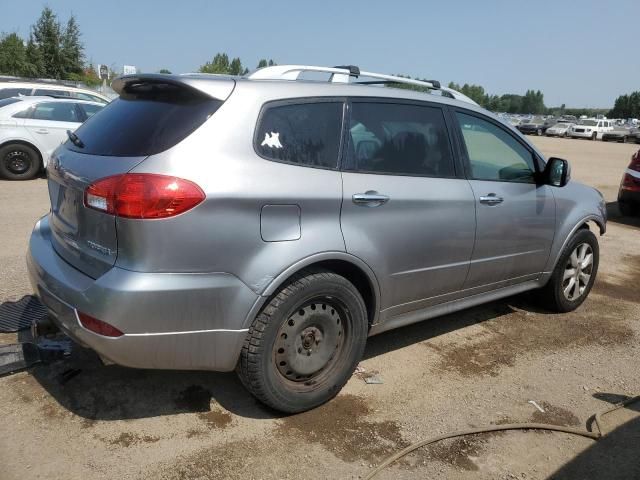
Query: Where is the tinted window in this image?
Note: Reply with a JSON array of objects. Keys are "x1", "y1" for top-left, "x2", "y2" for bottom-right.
[
  {"x1": 78, "y1": 103, "x2": 103, "y2": 119},
  {"x1": 32, "y1": 102, "x2": 80, "y2": 122},
  {"x1": 67, "y1": 83, "x2": 222, "y2": 156},
  {"x1": 0, "y1": 98, "x2": 22, "y2": 108},
  {"x1": 72, "y1": 92, "x2": 108, "y2": 104},
  {"x1": 0, "y1": 88, "x2": 32, "y2": 99},
  {"x1": 256, "y1": 102, "x2": 343, "y2": 168},
  {"x1": 456, "y1": 112, "x2": 535, "y2": 183},
  {"x1": 344, "y1": 102, "x2": 454, "y2": 177},
  {"x1": 34, "y1": 89, "x2": 70, "y2": 97}
]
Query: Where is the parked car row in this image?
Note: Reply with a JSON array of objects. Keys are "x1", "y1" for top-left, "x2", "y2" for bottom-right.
[{"x1": 0, "y1": 96, "x2": 104, "y2": 179}]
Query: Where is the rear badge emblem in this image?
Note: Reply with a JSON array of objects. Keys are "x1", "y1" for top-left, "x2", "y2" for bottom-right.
[
  {"x1": 86, "y1": 240, "x2": 112, "y2": 256},
  {"x1": 261, "y1": 132, "x2": 283, "y2": 149}
]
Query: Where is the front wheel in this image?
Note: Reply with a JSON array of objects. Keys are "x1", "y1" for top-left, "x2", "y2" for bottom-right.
[
  {"x1": 237, "y1": 269, "x2": 368, "y2": 413},
  {"x1": 591, "y1": 132, "x2": 597, "y2": 141},
  {"x1": 537, "y1": 128, "x2": 543, "y2": 136},
  {"x1": 536, "y1": 229, "x2": 599, "y2": 313},
  {"x1": 0, "y1": 143, "x2": 41, "y2": 180}
]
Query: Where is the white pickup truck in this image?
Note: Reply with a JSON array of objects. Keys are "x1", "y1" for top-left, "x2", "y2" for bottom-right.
[{"x1": 569, "y1": 119, "x2": 614, "y2": 140}]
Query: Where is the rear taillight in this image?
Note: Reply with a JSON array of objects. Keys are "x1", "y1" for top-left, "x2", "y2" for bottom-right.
[
  {"x1": 84, "y1": 173, "x2": 205, "y2": 219},
  {"x1": 77, "y1": 312, "x2": 124, "y2": 337}
]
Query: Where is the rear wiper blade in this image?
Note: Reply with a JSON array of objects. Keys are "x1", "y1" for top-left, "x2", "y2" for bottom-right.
[{"x1": 66, "y1": 130, "x2": 85, "y2": 148}]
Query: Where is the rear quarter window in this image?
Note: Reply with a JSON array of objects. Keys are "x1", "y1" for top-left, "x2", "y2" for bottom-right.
[
  {"x1": 66, "y1": 83, "x2": 222, "y2": 156},
  {"x1": 255, "y1": 101, "x2": 343, "y2": 169}
]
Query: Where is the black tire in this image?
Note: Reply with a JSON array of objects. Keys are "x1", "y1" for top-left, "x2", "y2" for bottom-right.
[
  {"x1": 0, "y1": 143, "x2": 41, "y2": 180},
  {"x1": 536, "y1": 229, "x2": 599, "y2": 313},
  {"x1": 237, "y1": 268, "x2": 368, "y2": 413},
  {"x1": 619, "y1": 201, "x2": 637, "y2": 217},
  {"x1": 537, "y1": 128, "x2": 543, "y2": 136},
  {"x1": 591, "y1": 132, "x2": 597, "y2": 141}
]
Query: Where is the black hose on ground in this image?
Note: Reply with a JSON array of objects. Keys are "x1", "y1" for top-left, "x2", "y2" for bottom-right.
[{"x1": 365, "y1": 395, "x2": 640, "y2": 480}]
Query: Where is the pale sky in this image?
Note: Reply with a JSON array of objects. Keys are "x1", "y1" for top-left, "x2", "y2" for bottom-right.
[{"x1": 1, "y1": 0, "x2": 638, "y2": 108}]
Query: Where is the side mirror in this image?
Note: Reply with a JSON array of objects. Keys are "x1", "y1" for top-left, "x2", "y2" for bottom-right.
[{"x1": 543, "y1": 157, "x2": 571, "y2": 187}]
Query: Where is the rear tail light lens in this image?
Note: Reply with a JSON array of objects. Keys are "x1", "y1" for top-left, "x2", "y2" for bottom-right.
[
  {"x1": 85, "y1": 174, "x2": 205, "y2": 219},
  {"x1": 77, "y1": 312, "x2": 124, "y2": 337}
]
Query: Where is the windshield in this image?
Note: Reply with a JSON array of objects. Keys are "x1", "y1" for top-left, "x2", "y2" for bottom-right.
[{"x1": 580, "y1": 120, "x2": 598, "y2": 126}]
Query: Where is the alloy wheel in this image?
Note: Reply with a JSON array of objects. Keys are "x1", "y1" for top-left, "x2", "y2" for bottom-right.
[{"x1": 562, "y1": 243, "x2": 593, "y2": 301}]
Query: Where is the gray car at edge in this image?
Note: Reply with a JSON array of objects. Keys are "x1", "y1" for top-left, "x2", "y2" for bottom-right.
[{"x1": 27, "y1": 67, "x2": 606, "y2": 412}]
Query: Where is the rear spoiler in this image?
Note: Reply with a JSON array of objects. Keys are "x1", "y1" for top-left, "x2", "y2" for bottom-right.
[{"x1": 111, "y1": 73, "x2": 236, "y2": 101}]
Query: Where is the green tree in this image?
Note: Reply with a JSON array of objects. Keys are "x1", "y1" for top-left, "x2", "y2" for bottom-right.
[
  {"x1": 229, "y1": 57, "x2": 243, "y2": 75},
  {"x1": 158, "y1": 68, "x2": 172, "y2": 74},
  {"x1": 0, "y1": 33, "x2": 28, "y2": 76},
  {"x1": 199, "y1": 53, "x2": 230, "y2": 74},
  {"x1": 31, "y1": 7, "x2": 64, "y2": 78},
  {"x1": 24, "y1": 34, "x2": 44, "y2": 77},
  {"x1": 257, "y1": 58, "x2": 276, "y2": 68},
  {"x1": 61, "y1": 15, "x2": 84, "y2": 76},
  {"x1": 609, "y1": 91, "x2": 640, "y2": 118}
]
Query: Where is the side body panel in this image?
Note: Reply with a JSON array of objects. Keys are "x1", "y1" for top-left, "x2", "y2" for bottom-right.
[{"x1": 116, "y1": 84, "x2": 347, "y2": 296}]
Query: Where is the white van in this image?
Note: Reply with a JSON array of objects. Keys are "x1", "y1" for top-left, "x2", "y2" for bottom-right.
[{"x1": 569, "y1": 119, "x2": 614, "y2": 140}]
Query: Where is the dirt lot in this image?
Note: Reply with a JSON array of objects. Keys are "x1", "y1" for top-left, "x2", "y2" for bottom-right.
[{"x1": 0, "y1": 137, "x2": 639, "y2": 480}]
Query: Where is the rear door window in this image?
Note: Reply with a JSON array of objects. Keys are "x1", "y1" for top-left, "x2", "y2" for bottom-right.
[
  {"x1": 78, "y1": 103, "x2": 103, "y2": 119},
  {"x1": 31, "y1": 102, "x2": 81, "y2": 122},
  {"x1": 255, "y1": 101, "x2": 343, "y2": 169},
  {"x1": 343, "y1": 101, "x2": 455, "y2": 177},
  {"x1": 66, "y1": 82, "x2": 223, "y2": 156}
]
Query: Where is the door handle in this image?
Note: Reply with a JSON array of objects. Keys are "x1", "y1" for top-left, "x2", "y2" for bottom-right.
[
  {"x1": 352, "y1": 191, "x2": 390, "y2": 207},
  {"x1": 479, "y1": 194, "x2": 504, "y2": 205},
  {"x1": 35, "y1": 129, "x2": 49, "y2": 134}
]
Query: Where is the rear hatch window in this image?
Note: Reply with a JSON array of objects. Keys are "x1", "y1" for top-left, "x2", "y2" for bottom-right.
[{"x1": 66, "y1": 82, "x2": 223, "y2": 156}]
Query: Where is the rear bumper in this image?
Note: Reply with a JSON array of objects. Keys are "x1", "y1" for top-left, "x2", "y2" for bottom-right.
[{"x1": 27, "y1": 215, "x2": 258, "y2": 371}]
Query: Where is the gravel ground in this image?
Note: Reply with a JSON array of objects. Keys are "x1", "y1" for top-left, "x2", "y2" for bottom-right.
[{"x1": 0, "y1": 136, "x2": 638, "y2": 480}]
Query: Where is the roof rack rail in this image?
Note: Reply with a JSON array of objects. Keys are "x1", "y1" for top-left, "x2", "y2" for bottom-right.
[{"x1": 247, "y1": 65, "x2": 478, "y2": 105}]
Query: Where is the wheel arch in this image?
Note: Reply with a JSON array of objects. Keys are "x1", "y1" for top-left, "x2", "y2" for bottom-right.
[
  {"x1": 0, "y1": 138, "x2": 44, "y2": 169},
  {"x1": 243, "y1": 252, "x2": 381, "y2": 329},
  {"x1": 544, "y1": 215, "x2": 605, "y2": 278}
]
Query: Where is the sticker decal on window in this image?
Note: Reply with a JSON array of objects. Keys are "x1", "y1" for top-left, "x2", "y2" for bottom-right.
[{"x1": 261, "y1": 132, "x2": 283, "y2": 149}]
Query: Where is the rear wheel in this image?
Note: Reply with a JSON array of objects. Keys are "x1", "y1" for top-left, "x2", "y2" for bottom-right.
[
  {"x1": 0, "y1": 143, "x2": 41, "y2": 180},
  {"x1": 536, "y1": 229, "x2": 599, "y2": 313},
  {"x1": 237, "y1": 268, "x2": 368, "y2": 413},
  {"x1": 537, "y1": 128, "x2": 543, "y2": 136}
]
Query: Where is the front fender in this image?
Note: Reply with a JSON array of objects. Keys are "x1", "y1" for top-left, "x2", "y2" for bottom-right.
[{"x1": 542, "y1": 182, "x2": 606, "y2": 279}]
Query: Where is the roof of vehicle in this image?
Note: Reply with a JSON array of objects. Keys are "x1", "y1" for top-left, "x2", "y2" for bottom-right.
[
  {"x1": 112, "y1": 71, "x2": 484, "y2": 114},
  {"x1": 0, "y1": 81, "x2": 110, "y2": 100}
]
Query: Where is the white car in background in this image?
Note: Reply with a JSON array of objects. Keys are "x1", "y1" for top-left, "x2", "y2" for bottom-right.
[
  {"x1": 569, "y1": 119, "x2": 614, "y2": 140},
  {"x1": 0, "y1": 96, "x2": 104, "y2": 180},
  {"x1": 545, "y1": 122, "x2": 574, "y2": 138},
  {"x1": 0, "y1": 81, "x2": 110, "y2": 104}
]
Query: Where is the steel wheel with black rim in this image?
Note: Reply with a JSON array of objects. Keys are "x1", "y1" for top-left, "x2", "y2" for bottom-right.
[
  {"x1": 237, "y1": 268, "x2": 368, "y2": 413},
  {"x1": 0, "y1": 143, "x2": 41, "y2": 180},
  {"x1": 536, "y1": 229, "x2": 599, "y2": 312}
]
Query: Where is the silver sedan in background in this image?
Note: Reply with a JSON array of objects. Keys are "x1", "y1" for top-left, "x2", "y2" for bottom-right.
[{"x1": 545, "y1": 122, "x2": 574, "y2": 138}]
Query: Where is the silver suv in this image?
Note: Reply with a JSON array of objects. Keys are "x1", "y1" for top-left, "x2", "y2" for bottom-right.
[{"x1": 27, "y1": 65, "x2": 606, "y2": 412}]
